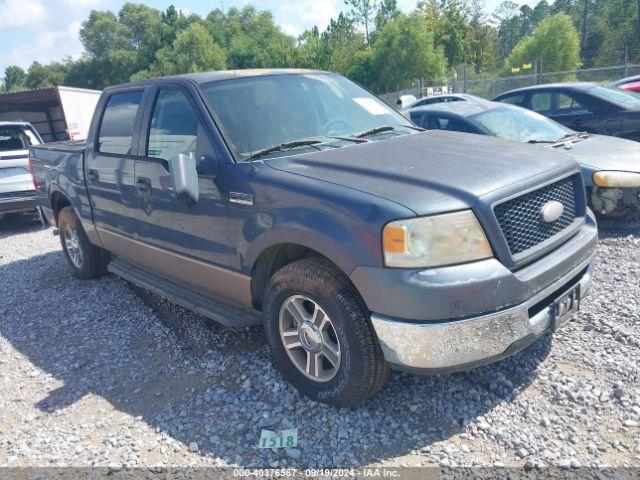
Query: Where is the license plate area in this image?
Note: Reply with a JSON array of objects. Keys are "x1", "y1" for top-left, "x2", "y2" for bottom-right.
[{"x1": 552, "y1": 284, "x2": 580, "y2": 331}]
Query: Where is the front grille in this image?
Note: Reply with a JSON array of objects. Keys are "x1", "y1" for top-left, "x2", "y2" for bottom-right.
[
  {"x1": 494, "y1": 176, "x2": 578, "y2": 257},
  {"x1": 0, "y1": 190, "x2": 35, "y2": 200}
]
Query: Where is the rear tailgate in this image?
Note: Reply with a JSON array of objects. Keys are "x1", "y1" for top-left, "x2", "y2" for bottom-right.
[{"x1": 0, "y1": 150, "x2": 33, "y2": 195}]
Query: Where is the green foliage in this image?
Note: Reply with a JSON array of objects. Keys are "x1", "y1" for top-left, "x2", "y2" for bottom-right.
[
  {"x1": 1, "y1": 1, "x2": 635, "y2": 95},
  {"x1": 345, "y1": 0, "x2": 378, "y2": 43},
  {"x1": 3, "y1": 66, "x2": 26, "y2": 92},
  {"x1": 151, "y1": 23, "x2": 226, "y2": 76},
  {"x1": 596, "y1": 0, "x2": 640, "y2": 65},
  {"x1": 369, "y1": 13, "x2": 446, "y2": 90},
  {"x1": 504, "y1": 13, "x2": 581, "y2": 74},
  {"x1": 25, "y1": 61, "x2": 68, "y2": 89}
]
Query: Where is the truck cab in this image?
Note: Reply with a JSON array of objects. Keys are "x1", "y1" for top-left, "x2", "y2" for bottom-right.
[{"x1": 30, "y1": 70, "x2": 598, "y2": 406}]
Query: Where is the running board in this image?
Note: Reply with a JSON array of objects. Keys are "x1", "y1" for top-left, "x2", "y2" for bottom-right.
[{"x1": 108, "y1": 258, "x2": 261, "y2": 327}]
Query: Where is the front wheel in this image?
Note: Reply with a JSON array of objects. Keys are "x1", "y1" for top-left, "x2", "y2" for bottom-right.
[
  {"x1": 262, "y1": 257, "x2": 389, "y2": 407},
  {"x1": 58, "y1": 206, "x2": 109, "y2": 279}
]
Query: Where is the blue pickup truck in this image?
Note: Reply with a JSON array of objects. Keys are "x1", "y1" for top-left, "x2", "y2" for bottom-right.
[{"x1": 30, "y1": 70, "x2": 598, "y2": 406}]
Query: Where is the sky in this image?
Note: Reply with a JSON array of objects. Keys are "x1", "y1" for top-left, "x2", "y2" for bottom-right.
[{"x1": 0, "y1": 0, "x2": 541, "y2": 76}]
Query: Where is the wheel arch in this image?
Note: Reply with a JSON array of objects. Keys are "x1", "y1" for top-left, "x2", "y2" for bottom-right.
[
  {"x1": 50, "y1": 189, "x2": 73, "y2": 226},
  {"x1": 249, "y1": 241, "x2": 361, "y2": 310}
]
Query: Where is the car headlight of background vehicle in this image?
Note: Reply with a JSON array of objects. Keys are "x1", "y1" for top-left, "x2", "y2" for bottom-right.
[
  {"x1": 593, "y1": 171, "x2": 640, "y2": 188},
  {"x1": 382, "y1": 210, "x2": 493, "y2": 268}
]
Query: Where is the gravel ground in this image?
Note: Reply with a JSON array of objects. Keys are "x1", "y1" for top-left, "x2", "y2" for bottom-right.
[{"x1": 0, "y1": 212, "x2": 639, "y2": 469}]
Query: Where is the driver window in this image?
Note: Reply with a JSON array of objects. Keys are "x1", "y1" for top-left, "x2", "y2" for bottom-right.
[{"x1": 147, "y1": 89, "x2": 199, "y2": 162}]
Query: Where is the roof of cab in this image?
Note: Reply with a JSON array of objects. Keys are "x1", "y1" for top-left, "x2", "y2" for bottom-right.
[{"x1": 105, "y1": 69, "x2": 333, "y2": 91}]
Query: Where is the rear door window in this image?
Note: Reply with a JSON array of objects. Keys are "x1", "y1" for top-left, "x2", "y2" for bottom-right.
[{"x1": 98, "y1": 91, "x2": 143, "y2": 155}]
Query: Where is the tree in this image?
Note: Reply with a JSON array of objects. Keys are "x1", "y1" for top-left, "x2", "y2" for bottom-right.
[
  {"x1": 369, "y1": 13, "x2": 446, "y2": 91},
  {"x1": 4, "y1": 66, "x2": 26, "y2": 92},
  {"x1": 80, "y1": 11, "x2": 129, "y2": 61},
  {"x1": 25, "y1": 61, "x2": 68, "y2": 89},
  {"x1": 419, "y1": 0, "x2": 472, "y2": 69},
  {"x1": 118, "y1": 3, "x2": 166, "y2": 72},
  {"x1": 504, "y1": 13, "x2": 581, "y2": 74},
  {"x1": 345, "y1": 0, "x2": 378, "y2": 43},
  {"x1": 596, "y1": 0, "x2": 640, "y2": 65},
  {"x1": 152, "y1": 23, "x2": 226, "y2": 76},
  {"x1": 468, "y1": 0, "x2": 499, "y2": 73},
  {"x1": 493, "y1": 1, "x2": 521, "y2": 60},
  {"x1": 375, "y1": 0, "x2": 401, "y2": 31}
]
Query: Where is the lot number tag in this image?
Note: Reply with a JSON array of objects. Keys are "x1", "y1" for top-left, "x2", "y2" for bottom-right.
[{"x1": 259, "y1": 428, "x2": 298, "y2": 449}]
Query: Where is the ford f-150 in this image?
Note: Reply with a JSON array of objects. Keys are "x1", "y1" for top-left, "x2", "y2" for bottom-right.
[{"x1": 30, "y1": 70, "x2": 598, "y2": 406}]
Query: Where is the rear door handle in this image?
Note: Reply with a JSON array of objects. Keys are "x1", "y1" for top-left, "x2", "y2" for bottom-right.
[
  {"x1": 87, "y1": 169, "x2": 99, "y2": 184},
  {"x1": 136, "y1": 177, "x2": 152, "y2": 199}
]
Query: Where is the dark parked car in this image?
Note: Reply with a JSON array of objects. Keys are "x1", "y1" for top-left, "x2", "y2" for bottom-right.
[
  {"x1": 409, "y1": 101, "x2": 640, "y2": 217},
  {"x1": 493, "y1": 82, "x2": 640, "y2": 141},
  {"x1": 30, "y1": 70, "x2": 597, "y2": 406}
]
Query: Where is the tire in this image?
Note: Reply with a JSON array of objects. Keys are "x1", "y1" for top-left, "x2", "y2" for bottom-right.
[
  {"x1": 262, "y1": 257, "x2": 389, "y2": 407},
  {"x1": 58, "y1": 206, "x2": 109, "y2": 279}
]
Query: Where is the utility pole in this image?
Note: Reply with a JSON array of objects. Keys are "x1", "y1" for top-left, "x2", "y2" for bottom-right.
[
  {"x1": 580, "y1": 0, "x2": 589, "y2": 53},
  {"x1": 625, "y1": 45, "x2": 629, "y2": 78}
]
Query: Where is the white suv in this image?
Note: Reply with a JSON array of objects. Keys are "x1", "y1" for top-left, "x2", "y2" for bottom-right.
[{"x1": 0, "y1": 122, "x2": 42, "y2": 220}]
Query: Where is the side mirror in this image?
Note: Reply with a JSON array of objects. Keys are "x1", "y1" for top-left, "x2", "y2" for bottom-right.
[{"x1": 169, "y1": 153, "x2": 199, "y2": 207}]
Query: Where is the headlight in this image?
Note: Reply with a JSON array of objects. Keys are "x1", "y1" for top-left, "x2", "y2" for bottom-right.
[
  {"x1": 382, "y1": 210, "x2": 493, "y2": 268},
  {"x1": 593, "y1": 171, "x2": 640, "y2": 188}
]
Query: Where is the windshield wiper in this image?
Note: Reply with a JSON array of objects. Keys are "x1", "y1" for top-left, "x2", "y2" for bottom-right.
[
  {"x1": 247, "y1": 139, "x2": 322, "y2": 161},
  {"x1": 527, "y1": 139, "x2": 555, "y2": 144},
  {"x1": 353, "y1": 125, "x2": 396, "y2": 138}
]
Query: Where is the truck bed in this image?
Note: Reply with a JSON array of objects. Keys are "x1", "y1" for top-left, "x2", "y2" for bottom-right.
[{"x1": 29, "y1": 140, "x2": 89, "y2": 227}]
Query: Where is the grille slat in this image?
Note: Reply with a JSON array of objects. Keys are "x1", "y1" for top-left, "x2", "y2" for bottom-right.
[{"x1": 494, "y1": 176, "x2": 577, "y2": 257}]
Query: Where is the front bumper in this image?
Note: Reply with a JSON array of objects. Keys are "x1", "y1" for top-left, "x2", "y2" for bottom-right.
[
  {"x1": 353, "y1": 212, "x2": 598, "y2": 372},
  {"x1": 0, "y1": 192, "x2": 36, "y2": 214},
  {"x1": 371, "y1": 255, "x2": 593, "y2": 372}
]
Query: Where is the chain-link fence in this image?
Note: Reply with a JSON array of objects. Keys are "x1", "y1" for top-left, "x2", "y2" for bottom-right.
[{"x1": 453, "y1": 64, "x2": 640, "y2": 99}]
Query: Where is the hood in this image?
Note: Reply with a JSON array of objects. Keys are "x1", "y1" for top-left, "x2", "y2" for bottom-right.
[
  {"x1": 552, "y1": 135, "x2": 640, "y2": 172},
  {"x1": 267, "y1": 130, "x2": 578, "y2": 215}
]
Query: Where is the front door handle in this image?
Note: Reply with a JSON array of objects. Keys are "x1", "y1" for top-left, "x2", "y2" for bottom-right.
[
  {"x1": 87, "y1": 169, "x2": 99, "y2": 184},
  {"x1": 136, "y1": 177, "x2": 152, "y2": 199}
]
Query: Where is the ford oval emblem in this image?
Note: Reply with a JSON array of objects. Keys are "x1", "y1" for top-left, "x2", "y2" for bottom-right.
[{"x1": 540, "y1": 201, "x2": 564, "y2": 223}]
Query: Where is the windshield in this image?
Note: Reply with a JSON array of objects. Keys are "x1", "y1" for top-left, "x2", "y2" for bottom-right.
[
  {"x1": 0, "y1": 125, "x2": 40, "y2": 152},
  {"x1": 201, "y1": 73, "x2": 412, "y2": 160},
  {"x1": 590, "y1": 85, "x2": 640, "y2": 107},
  {"x1": 471, "y1": 106, "x2": 571, "y2": 143}
]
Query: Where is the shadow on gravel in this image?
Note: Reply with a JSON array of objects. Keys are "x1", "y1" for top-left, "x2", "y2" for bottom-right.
[
  {"x1": 0, "y1": 250, "x2": 554, "y2": 467},
  {"x1": 0, "y1": 212, "x2": 42, "y2": 238},
  {"x1": 596, "y1": 212, "x2": 640, "y2": 240}
]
